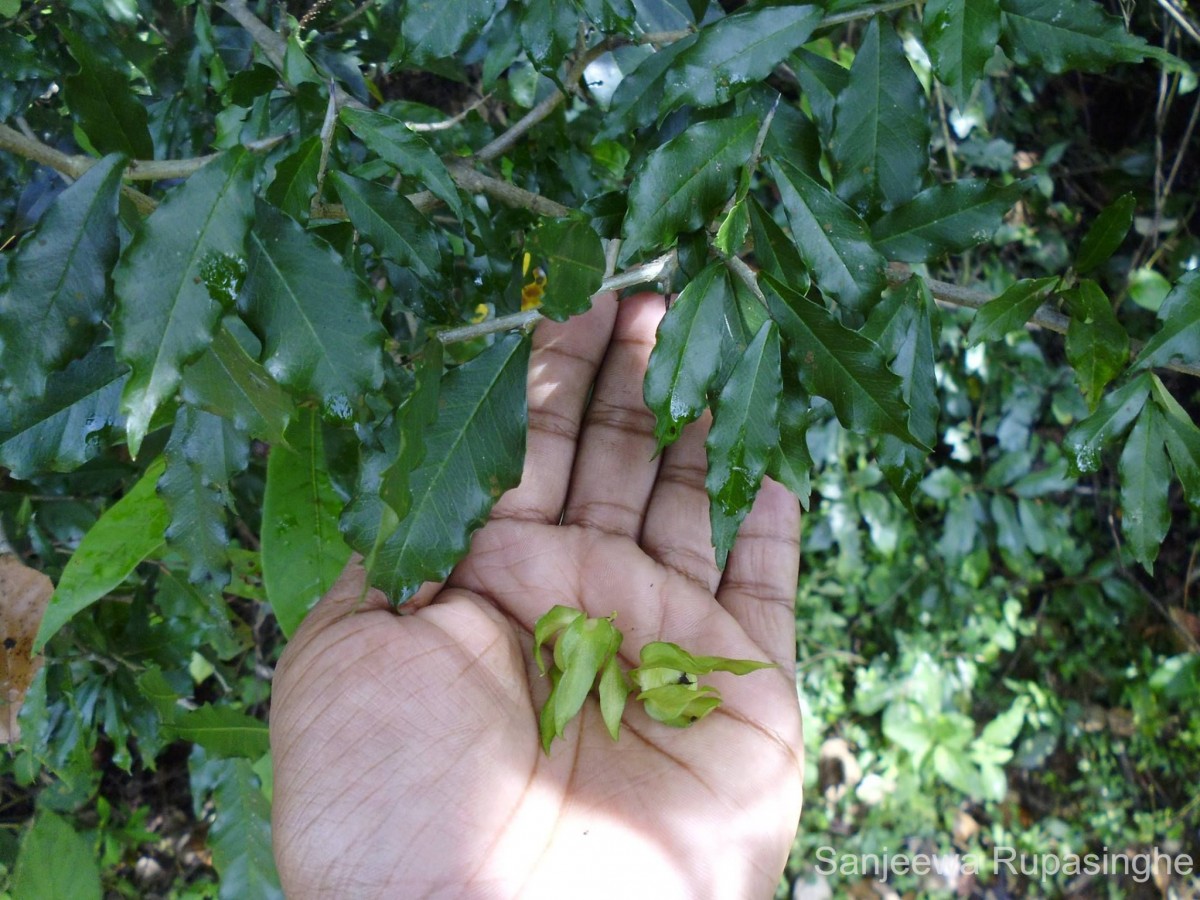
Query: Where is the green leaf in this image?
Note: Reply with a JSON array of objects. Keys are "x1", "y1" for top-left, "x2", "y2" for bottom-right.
[
  {"x1": 352, "y1": 334, "x2": 530, "y2": 603},
  {"x1": 790, "y1": 48, "x2": 849, "y2": 146},
  {"x1": 1119, "y1": 402, "x2": 1170, "y2": 572},
  {"x1": 62, "y1": 30, "x2": 152, "y2": 158},
  {"x1": 34, "y1": 456, "x2": 168, "y2": 651},
  {"x1": 705, "y1": 322, "x2": 782, "y2": 568},
  {"x1": 204, "y1": 757, "x2": 283, "y2": 900},
  {"x1": 1063, "y1": 371, "x2": 1151, "y2": 474},
  {"x1": 167, "y1": 705, "x2": 270, "y2": 759},
  {"x1": 978, "y1": 696, "x2": 1028, "y2": 747},
  {"x1": 747, "y1": 196, "x2": 809, "y2": 291},
  {"x1": 768, "y1": 385, "x2": 814, "y2": 509},
  {"x1": 262, "y1": 409, "x2": 352, "y2": 638},
  {"x1": 923, "y1": 0, "x2": 1002, "y2": 104},
  {"x1": 620, "y1": 115, "x2": 758, "y2": 262},
  {"x1": 114, "y1": 148, "x2": 257, "y2": 456},
  {"x1": 863, "y1": 279, "x2": 940, "y2": 506},
  {"x1": 533, "y1": 605, "x2": 584, "y2": 675},
  {"x1": 762, "y1": 274, "x2": 919, "y2": 446},
  {"x1": 180, "y1": 323, "x2": 295, "y2": 446},
  {"x1": 966, "y1": 276, "x2": 1060, "y2": 345},
  {"x1": 400, "y1": 0, "x2": 499, "y2": 63},
  {"x1": 870, "y1": 180, "x2": 1020, "y2": 263},
  {"x1": 0, "y1": 154, "x2": 124, "y2": 400},
  {"x1": 0, "y1": 346, "x2": 127, "y2": 480},
  {"x1": 829, "y1": 17, "x2": 930, "y2": 217},
  {"x1": 1065, "y1": 280, "x2": 1129, "y2": 410},
  {"x1": 769, "y1": 156, "x2": 888, "y2": 314},
  {"x1": 1000, "y1": 0, "x2": 1161, "y2": 74},
  {"x1": 658, "y1": 6, "x2": 823, "y2": 116},
  {"x1": 340, "y1": 107, "x2": 463, "y2": 218},
  {"x1": 601, "y1": 39, "x2": 695, "y2": 139},
  {"x1": 598, "y1": 656, "x2": 630, "y2": 741},
  {"x1": 1075, "y1": 192, "x2": 1135, "y2": 274},
  {"x1": 380, "y1": 342, "x2": 443, "y2": 520},
  {"x1": 159, "y1": 405, "x2": 249, "y2": 588},
  {"x1": 714, "y1": 198, "x2": 750, "y2": 257},
  {"x1": 240, "y1": 202, "x2": 385, "y2": 417},
  {"x1": 643, "y1": 263, "x2": 738, "y2": 451},
  {"x1": 329, "y1": 171, "x2": 441, "y2": 281},
  {"x1": 519, "y1": 0, "x2": 577, "y2": 72},
  {"x1": 1151, "y1": 376, "x2": 1200, "y2": 512},
  {"x1": 1130, "y1": 271, "x2": 1200, "y2": 374},
  {"x1": 265, "y1": 136, "x2": 322, "y2": 222},
  {"x1": 12, "y1": 810, "x2": 102, "y2": 900},
  {"x1": 524, "y1": 218, "x2": 606, "y2": 321}
]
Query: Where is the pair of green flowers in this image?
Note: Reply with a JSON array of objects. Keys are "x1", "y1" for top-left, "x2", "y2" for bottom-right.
[{"x1": 533, "y1": 605, "x2": 775, "y2": 754}]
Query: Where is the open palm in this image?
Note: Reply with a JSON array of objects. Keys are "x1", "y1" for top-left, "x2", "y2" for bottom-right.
[{"x1": 270, "y1": 292, "x2": 804, "y2": 899}]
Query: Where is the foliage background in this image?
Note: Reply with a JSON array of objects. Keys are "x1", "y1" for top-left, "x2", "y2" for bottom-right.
[{"x1": 0, "y1": 0, "x2": 1199, "y2": 898}]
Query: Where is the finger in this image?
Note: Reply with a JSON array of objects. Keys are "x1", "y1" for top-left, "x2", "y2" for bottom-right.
[
  {"x1": 640, "y1": 412, "x2": 721, "y2": 593},
  {"x1": 716, "y1": 477, "x2": 801, "y2": 670},
  {"x1": 561, "y1": 293, "x2": 666, "y2": 538},
  {"x1": 491, "y1": 292, "x2": 621, "y2": 524}
]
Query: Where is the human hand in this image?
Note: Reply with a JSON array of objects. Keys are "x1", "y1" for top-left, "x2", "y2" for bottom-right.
[{"x1": 269, "y1": 291, "x2": 804, "y2": 899}]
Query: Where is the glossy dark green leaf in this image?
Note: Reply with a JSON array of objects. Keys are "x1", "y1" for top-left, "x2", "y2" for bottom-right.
[
  {"x1": 380, "y1": 342, "x2": 444, "y2": 522},
  {"x1": 204, "y1": 758, "x2": 283, "y2": 900},
  {"x1": 401, "y1": 0, "x2": 499, "y2": 62},
  {"x1": 714, "y1": 199, "x2": 750, "y2": 257},
  {"x1": 768, "y1": 382, "x2": 814, "y2": 509},
  {"x1": 1063, "y1": 371, "x2": 1150, "y2": 474},
  {"x1": 763, "y1": 274, "x2": 918, "y2": 445},
  {"x1": 180, "y1": 324, "x2": 295, "y2": 446},
  {"x1": 1152, "y1": 376, "x2": 1200, "y2": 511},
  {"x1": 0, "y1": 347, "x2": 127, "y2": 479},
  {"x1": 643, "y1": 264, "x2": 736, "y2": 451},
  {"x1": 168, "y1": 706, "x2": 270, "y2": 759},
  {"x1": 329, "y1": 171, "x2": 441, "y2": 281},
  {"x1": 870, "y1": 180, "x2": 1020, "y2": 263},
  {"x1": 769, "y1": 157, "x2": 888, "y2": 314},
  {"x1": 240, "y1": 203, "x2": 385, "y2": 418},
  {"x1": 830, "y1": 17, "x2": 930, "y2": 217},
  {"x1": 659, "y1": 6, "x2": 822, "y2": 115},
  {"x1": 966, "y1": 276, "x2": 1059, "y2": 345},
  {"x1": 12, "y1": 811, "x2": 101, "y2": 900},
  {"x1": 601, "y1": 39, "x2": 696, "y2": 138},
  {"x1": 1130, "y1": 271, "x2": 1200, "y2": 373},
  {"x1": 923, "y1": 0, "x2": 1001, "y2": 104},
  {"x1": 35, "y1": 456, "x2": 168, "y2": 651},
  {"x1": 114, "y1": 148, "x2": 257, "y2": 456},
  {"x1": 62, "y1": 30, "x2": 152, "y2": 158},
  {"x1": 262, "y1": 409, "x2": 352, "y2": 638},
  {"x1": 1065, "y1": 280, "x2": 1129, "y2": 410},
  {"x1": 706, "y1": 322, "x2": 782, "y2": 567},
  {"x1": 620, "y1": 115, "x2": 758, "y2": 262},
  {"x1": 790, "y1": 48, "x2": 849, "y2": 147},
  {"x1": 1075, "y1": 192, "x2": 1135, "y2": 274},
  {"x1": 159, "y1": 405, "x2": 249, "y2": 588},
  {"x1": 863, "y1": 279, "x2": 939, "y2": 506},
  {"x1": 340, "y1": 107, "x2": 463, "y2": 218},
  {"x1": 1000, "y1": 0, "x2": 1160, "y2": 74},
  {"x1": 519, "y1": 0, "x2": 577, "y2": 72},
  {"x1": 525, "y1": 218, "x2": 606, "y2": 321},
  {"x1": 0, "y1": 154, "x2": 124, "y2": 400},
  {"x1": 354, "y1": 334, "x2": 530, "y2": 603},
  {"x1": 747, "y1": 197, "x2": 809, "y2": 291},
  {"x1": 265, "y1": 136, "x2": 322, "y2": 222},
  {"x1": 1119, "y1": 402, "x2": 1170, "y2": 571}
]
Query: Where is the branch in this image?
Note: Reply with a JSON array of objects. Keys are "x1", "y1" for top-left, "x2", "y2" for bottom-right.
[
  {"x1": 819, "y1": 0, "x2": 920, "y2": 29},
  {"x1": 437, "y1": 247, "x2": 675, "y2": 344},
  {"x1": 218, "y1": 0, "x2": 286, "y2": 69},
  {"x1": 886, "y1": 263, "x2": 1200, "y2": 379},
  {"x1": 446, "y1": 164, "x2": 572, "y2": 218}
]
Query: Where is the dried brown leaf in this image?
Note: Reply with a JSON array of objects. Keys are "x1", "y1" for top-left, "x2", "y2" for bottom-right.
[{"x1": 0, "y1": 554, "x2": 54, "y2": 743}]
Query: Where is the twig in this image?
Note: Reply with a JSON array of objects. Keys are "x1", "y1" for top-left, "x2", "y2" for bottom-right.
[
  {"x1": 405, "y1": 94, "x2": 491, "y2": 132},
  {"x1": 333, "y1": 0, "x2": 375, "y2": 30},
  {"x1": 219, "y1": 0, "x2": 286, "y2": 70},
  {"x1": 1156, "y1": 0, "x2": 1200, "y2": 46},
  {"x1": 723, "y1": 253, "x2": 767, "y2": 304},
  {"x1": 818, "y1": 0, "x2": 919, "y2": 29},
  {"x1": 447, "y1": 164, "x2": 572, "y2": 218},
  {"x1": 314, "y1": 82, "x2": 339, "y2": 207},
  {"x1": 437, "y1": 246, "x2": 673, "y2": 344}
]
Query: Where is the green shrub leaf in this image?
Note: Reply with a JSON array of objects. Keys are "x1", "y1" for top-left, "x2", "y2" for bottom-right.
[
  {"x1": 524, "y1": 218, "x2": 606, "y2": 321},
  {"x1": 1119, "y1": 402, "x2": 1170, "y2": 571},
  {"x1": 167, "y1": 706, "x2": 270, "y2": 759},
  {"x1": 1075, "y1": 192, "x2": 1135, "y2": 274},
  {"x1": 12, "y1": 810, "x2": 102, "y2": 900},
  {"x1": 1065, "y1": 280, "x2": 1129, "y2": 410},
  {"x1": 1130, "y1": 271, "x2": 1200, "y2": 373},
  {"x1": 262, "y1": 409, "x2": 352, "y2": 638},
  {"x1": 870, "y1": 180, "x2": 1020, "y2": 263},
  {"x1": 329, "y1": 170, "x2": 441, "y2": 281},
  {"x1": 115, "y1": 148, "x2": 257, "y2": 456},
  {"x1": 35, "y1": 456, "x2": 168, "y2": 651},
  {"x1": 830, "y1": 16, "x2": 930, "y2": 217},
  {"x1": 924, "y1": 0, "x2": 1002, "y2": 104},
  {"x1": 966, "y1": 276, "x2": 1060, "y2": 345},
  {"x1": 705, "y1": 321, "x2": 782, "y2": 568},
  {"x1": 1063, "y1": 372, "x2": 1151, "y2": 475},
  {"x1": 1000, "y1": 0, "x2": 1161, "y2": 74},
  {"x1": 0, "y1": 153, "x2": 124, "y2": 400}
]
